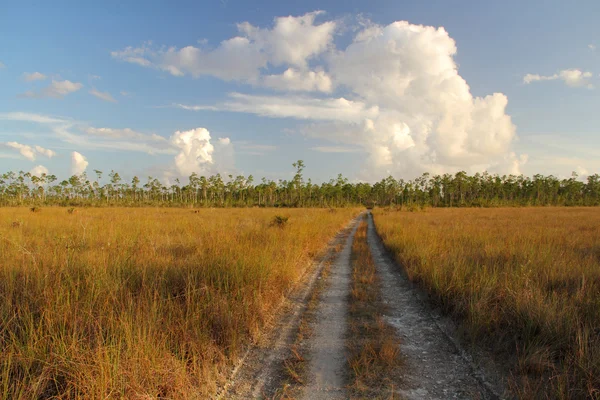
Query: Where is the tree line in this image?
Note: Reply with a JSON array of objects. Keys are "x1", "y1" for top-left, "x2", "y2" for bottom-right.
[{"x1": 2, "y1": 161, "x2": 599, "y2": 208}]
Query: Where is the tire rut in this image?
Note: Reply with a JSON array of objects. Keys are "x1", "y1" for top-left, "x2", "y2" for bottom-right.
[
  {"x1": 366, "y1": 211, "x2": 504, "y2": 400},
  {"x1": 218, "y1": 215, "x2": 362, "y2": 399},
  {"x1": 298, "y1": 219, "x2": 360, "y2": 400}
]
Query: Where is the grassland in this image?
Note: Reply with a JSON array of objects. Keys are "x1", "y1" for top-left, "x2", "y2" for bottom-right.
[
  {"x1": 0, "y1": 207, "x2": 358, "y2": 399},
  {"x1": 373, "y1": 207, "x2": 600, "y2": 399}
]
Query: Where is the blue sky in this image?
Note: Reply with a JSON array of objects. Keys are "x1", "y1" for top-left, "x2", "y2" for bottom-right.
[{"x1": 1, "y1": 0, "x2": 599, "y2": 183}]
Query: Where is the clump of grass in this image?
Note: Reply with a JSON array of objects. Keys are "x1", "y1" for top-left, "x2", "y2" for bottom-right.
[
  {"x1": 373, "y1": 207, "x2": 600, "y2": 398},
  {"x1": 0, "y1": 207, "x2": 359, "y2": 398},
  {"x1": 29, "y1": 207, "x2": 41, "y2": 213},
  {"x1": 10, "y1": 221, "x2": 22, "y2": 228},
  {"x1": 271, "y1": 215, "x2": 289, "y2": 228},
  {"x1": 67, "y1": 207, "x2": 77, "y2": 214},
  {"x1": 347, "y1": 217, "x2": 402, "y2": 398}
]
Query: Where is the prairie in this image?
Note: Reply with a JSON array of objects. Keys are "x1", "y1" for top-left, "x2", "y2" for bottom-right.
[
  {"x1": 0, "y1": 207, "x2": 358, "y2": 399},
  {"x1": 373, "y1": 207, "x2": 600, "y2": 398}
]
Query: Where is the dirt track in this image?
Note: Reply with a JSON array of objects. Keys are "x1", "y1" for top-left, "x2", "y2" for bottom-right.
[
  {"x1": 219, "y1": 212, "x2": 506, "y2": 399},
  {"x1": 298, "y1": 220, "x2": 359, "y2": 399}
]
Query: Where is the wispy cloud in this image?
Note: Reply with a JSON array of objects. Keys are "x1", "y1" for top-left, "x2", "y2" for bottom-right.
[
  {"x1": 235, "y1": 141, "x2": 277, "y2": 155},
  {"x1": 19, "y1": 79, "x2": 83, "y2": 98},
  {"x1": 172, "y1": 103, "x2": 220, "y2": 111},
  {"x1": 524, "y1": 69, "x2": 594, "y2": 89},
  {"x1": 0, "y1": 112, "x2": 173, "y2": 155},
  {"x1": 311, "y1": 145, "x2": 361, "y2": 153},
  {"x1": 172, "y1": 93, "x2": 378, "y2": 123},
  {"x1": 89, "y1": 88, "x2": 117, "y2": 103},
  {"x1": 23, "y1": 72, "x2": 47, "y2": 81}
]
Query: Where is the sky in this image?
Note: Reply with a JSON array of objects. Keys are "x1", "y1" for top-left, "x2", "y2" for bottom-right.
[{"x1": 1, "y1": 0, "x2": 599, "y2": 184}]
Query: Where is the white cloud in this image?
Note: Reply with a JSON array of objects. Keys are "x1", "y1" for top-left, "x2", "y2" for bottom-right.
[
  {"x1": 170, "y1": 128, "x2": 215, "y2": 176},
  {"x1": 524, "y1": 69, "x2": 594, "y2": 88},
  {"x1": 112, "y1": 39, "x2": 266, "y2": 81},
  {"x1": 0, "y1": 112, "x2": 235, "y2": 178},
  {"x1": 589, "y1": 44, "x2": 596, "y2": 51},
  {"x1": 85, "y1": 127, "x2": 167, "y2": 143},
  {"x1": 71, "y1": 151, "x2": 88, "y2": 175},
  {"x1": 0, "y1": 112, "x2": 67, "y2": 124},
  {"x1": 3, "y1": 142, "x2": 55, "y2": 161},
  {"x1": 34, "y1": 145, "x2": 56, "y2": 158},
  {"x1": 111, "y1": 11, "x2": 336, "y2": 84},
  {"x1": 323, "y1": 20, "x2": 521, "y2": 177},
  {"x1": 23, "y1": 72, "x2": 47, "y2": 81},
  {"x1": 222, "y1": 92, "x2": 379, "y2": 122},
  {"x1": 5, "y1": 142, "x2": 36, "y2": 161},
  {"x1": 20, "y1": 79, "x2": 83, "y2": 98},
  {"x1": 173, "y1": 103, "x2": 220, "y2": 111},
  {"x1": 89, "y1": 88, "x2": 117, "y2": 103},
  {"x1": 30, "y1": 165, "x2": 49, "y2": 177},
  {"x1": 262, "y1": 68, "x2": 332, "y2": 92},
  {"x1": 156, "y1": 16, "x2": 523, "y2": 178},
  {"x1": 237, "y1": 10, "x2": 336, "y2": 68},
  {"x1": 168, "y1": 128, "x2": 235, "y2": 177}
]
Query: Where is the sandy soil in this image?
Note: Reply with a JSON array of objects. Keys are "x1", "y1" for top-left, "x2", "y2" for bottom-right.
[{"x1": 298, "y1": 221, "x2": 360, "y2": 400}]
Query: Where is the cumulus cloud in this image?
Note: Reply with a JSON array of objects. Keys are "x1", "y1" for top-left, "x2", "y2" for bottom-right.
[
  {"x1": 111, "y1": 11, "x2": 336, "y2": 83},
  {"x1": 23, "y1": 72, "x2": 47, "y2": 81},
  {"x1": 71, "y1": 151, "x2": 89, "y2": 175},
  {"x1": 524, "y1": 69, "x2": 594, "y2": 88},
  {"x1": 167, "y1": 128, "x2": 235, "y2": 177},
  {"x1": 220, "y1": 20, "x2": 520, "y2": 177},
  {"x1": 20, "y1": 79, "x2": 83, "y2": 98},
  {"x1": 89, "y1": 88, "x2": 117, "y2": 103},
  {"x1": 237, "y1": 11, "x2": 336, "y2": 68},
  {"x1": 112, "y1": 12, "x2": 543, "y2": 178},
  {"x1": 3, "y1": 142, "x2": 56, "y2": 161},
  {"x1": 170, "y1": 128, "x2": 215, "y2": 176},
  {"x1": 30, "y1": 165, "x2": 49, "y2": 177}
]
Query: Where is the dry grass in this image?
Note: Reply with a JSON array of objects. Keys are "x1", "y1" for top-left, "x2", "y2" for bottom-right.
[
  {"x1": 0, "y1": 207, "x2": 359, "y2": 399},
  {"x1": 347, "y1": 217, "x2": 402, "y2": 399},
  {"x1": 373, "y1": 207, "x2": 600, "y2": 399}
]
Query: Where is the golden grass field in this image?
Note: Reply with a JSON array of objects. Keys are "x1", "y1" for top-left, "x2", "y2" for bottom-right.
[
  {"x1": 0, "y1": 207, "x2": 358, "y2": 399},
  {"x1": 373, "y1": 207, "x2": 600, "y2": 399}
]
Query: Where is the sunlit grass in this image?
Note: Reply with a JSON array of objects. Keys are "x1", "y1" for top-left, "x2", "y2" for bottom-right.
[
  {"x1": 0, "y1": 207, "x2": 358, "y2": 398},
  {"x1": 373, "y1": 207, "x2": 600, "y2": 398},
  {"x1": 347, "y1": 217, "x2": 402, "y2": 398}
]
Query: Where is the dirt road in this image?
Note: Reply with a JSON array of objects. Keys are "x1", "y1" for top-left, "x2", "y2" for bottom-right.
[{"x1": 220, "y1": 212, "x2": 505, "y2": 399}]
